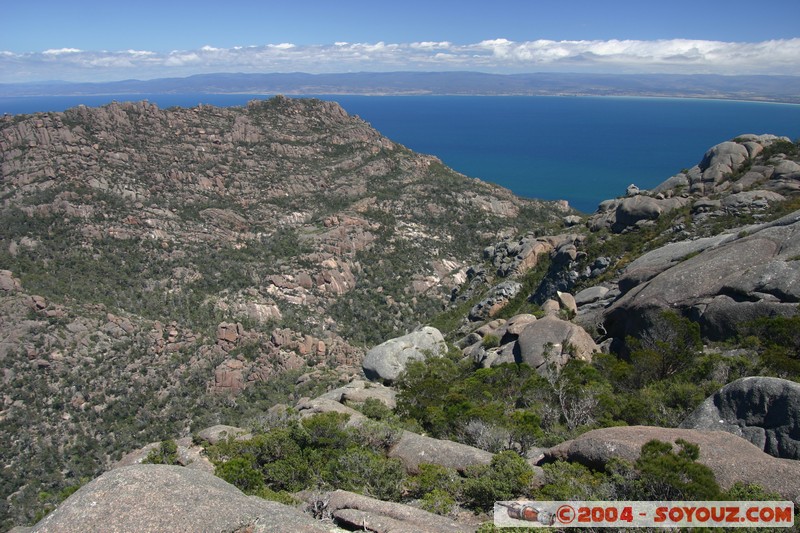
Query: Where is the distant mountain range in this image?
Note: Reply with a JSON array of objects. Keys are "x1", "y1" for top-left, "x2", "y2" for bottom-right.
[{"x1": 2, "y1": 71, "x2": 800, "y2": 103}]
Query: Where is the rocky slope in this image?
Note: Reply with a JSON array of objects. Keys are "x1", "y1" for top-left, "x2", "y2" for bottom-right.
[
  {"x1": 3, "y1": 97, "x2": 800, "y2": 531},
  {"x1": 0, "y1": 97, "x2": 570, "y2": 528},
  {"x1": 582, "y1": 134, "x2": 800, "y2": 352}
]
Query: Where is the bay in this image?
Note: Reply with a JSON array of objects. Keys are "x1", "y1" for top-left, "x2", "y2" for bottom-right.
[{"x1": 3, "y1": 94, "x2": 799, "y2": 213}]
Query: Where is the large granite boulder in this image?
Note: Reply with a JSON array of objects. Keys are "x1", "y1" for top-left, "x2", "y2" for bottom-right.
[
  {"x1": 113, "y1": 436, "x2": 214, "y2": 474},
  {"x1": 362, "y1": 327, "x2": 446, "y2": 383},
  {"x1": 722, "y1": 190, "x2": 786, "y2": 211},
  {"x1": 388, "y1": 430, "x2": 493, "y2": 474},
  {"x1": 318, "y1": 378, "x2": 398, "y2": 409},
  {"x1": 543, "y1": 426, "x2": 800, "y2": 504},
  {"x1": 30, "y1": 465, "x2": 329, "y2": 532},
  {"x1": 295, "y1": 396, "x2": 366, "y2": 425},
  {"x1": 515, "y1": 316, "x2": 598, "y2": 374},
  {"x1": 319, "y1": 489, "x2": 471, "y2": 533},
  {"x1": 605, "y1": 209, "x2": 800, "y2": 343},
  {"x1": 699, "y1": 141, "x2": 750, "y2": 186},
  {"x1": 616, "y1": 232, "x2": 737, "y2": 293},
  {"x1": 613, "y1": 195, "x2": 664, "y2": 227},
  {"x1": 589, "y1": 195, "x2": 690, "y2": 233},
  {"x1": 680, "y1": 377, "x2": 800, "y2": 460},
  {"x1": 574, "y1": 286, "x2": 610, "y2": 306},
  {"x1": 196, "y1": 424, "x2": 252, "y2": 445}
]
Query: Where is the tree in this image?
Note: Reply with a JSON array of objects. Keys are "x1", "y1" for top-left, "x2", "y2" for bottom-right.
[{"x1": 629, "y1": 311, "x2": 702, "y2": 384}]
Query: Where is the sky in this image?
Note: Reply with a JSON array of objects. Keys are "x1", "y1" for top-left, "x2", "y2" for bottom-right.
[{"x1": 2, "y1": 0, "x2": 800, "y2": 83}]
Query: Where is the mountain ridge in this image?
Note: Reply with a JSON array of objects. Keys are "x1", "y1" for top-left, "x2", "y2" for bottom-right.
[{"x1": 3, "y1": 71, "x2": 800, "y2": 103}]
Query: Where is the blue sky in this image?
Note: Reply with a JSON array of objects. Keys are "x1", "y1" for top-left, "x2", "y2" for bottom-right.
[{"x1": 2, "y1": 0, "x2": 800, "y2": 82}]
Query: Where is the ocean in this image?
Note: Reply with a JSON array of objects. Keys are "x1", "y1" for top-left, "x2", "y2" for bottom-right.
[{"x1": 3, "y1": 94, "x2": 799, "y2": 213}]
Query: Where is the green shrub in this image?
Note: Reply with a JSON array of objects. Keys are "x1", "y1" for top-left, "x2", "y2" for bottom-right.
[
  {"x1": 536, "y1": 438, "x2": 726, "y2": 503},
  {"x1": 142, "y1": 439, "x2": 179, "y2": 465},
  {"x1": 537, "y1": 460, "x2": 611, "y2": 501},
  {"x1": 740, "y1": 315, "x2": 800, "y2": 378},
  {"x1": 481, "y1": 334, "x2": 501, "y2": 349},
  {"x1": 634, "y1": 439, "x2": 721, "y2": 500},
  {"x1": 421, "y1": 488, "x2": 456, "y2": 516},
  {"x1": 463, "y1": 451, "x2": 534, "y2": 512},
  {"x1": 254, "y1": 486, "x2": 299, "y2": 505},
  {"x1": 300, "y1": 411, "x2": 351, "y2": 449},
  {"x1": 350, "y1": 418, "x2": 402, "y2": 452},
  {"x1": 358, "y1": 397, "x2": 394, "y2": 421},
  {"x1": 395, "y1": 356, "x2": 467, "y2": 434},
  {"x1": 628, "y1": 311, "x2": 702, "y2": 385},
  {"x1": 723, "y1": 482, "x2": 781, "y2": 501},
  {"x1": 407, "y1": 463, "x2": 462, "y2": 499},
  {"x1": 760, "y1": 139, "x2": 799, "y2": 159},
  {"x1": 215, "y1": 457, "x2": 264, "y2": 494},
  {"x1": 326, "y1": 448, "x2": 406, "y2": 500}
]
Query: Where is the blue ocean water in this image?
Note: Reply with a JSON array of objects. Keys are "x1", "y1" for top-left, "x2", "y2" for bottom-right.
[{"x1": 3, "y1": 94, "x2": 799, "y2": 213}]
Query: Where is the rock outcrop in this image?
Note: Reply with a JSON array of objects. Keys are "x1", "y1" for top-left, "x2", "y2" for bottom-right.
[
  {"x1": 30, "y1": 465, "x2": 328, "y2": 532},
  {"x1": 316, "y1": 490, "x2": 471, "y2": 533},
  {"x1": 460, "y1": 311, "x2": 597, "y2": 373},
  {"x1": 387, "y1": 430, "x2": 493, "y2": 474},
  {"x1": 680, "y1": 377, "x2": 800, "y2": 460},
  {"x1": 362, "y1": 327, "x2": 446, "y2": 383},
  {"x1": 543, "y1": 426, "x2": 800, "y2": 504},
  {"x1": 604, "y1": 209, "x2": 800, "y2": 343},
  {"x1": 316, "y1": 378, "x2": 398, "y2": 409},
  {"x1": 291, "y1": 381, "x2": 493, "y2": 476},
  {"x1": 515, "y1": 315, "x2": 598, "y2": 373},
  {"x1": 113, "y1": 437, "x2": 215, "y2": 473},
  {"x1": 486, "y1": 235, "x2": 554, "y2": 277},
  {"x1": 468, "y1": 281, "x2": 522, "y2": 320},
  {"x1": 589, "y1": 134, "x2": 795, "y2": 233},
  {"x1": 196, "y1": 424, "x2": 253, "y2": 445}
]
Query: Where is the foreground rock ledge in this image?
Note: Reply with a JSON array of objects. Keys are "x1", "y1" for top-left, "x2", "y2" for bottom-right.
[
  {"x1": 543, "y1": 426, "x2": 800, "y2": 505},
  {"x1": 321, "y1": 489, "x2": 471, "y2": 533},
  {"x1": 30, "y1": 464, "x2": 329, "y2": 533}
]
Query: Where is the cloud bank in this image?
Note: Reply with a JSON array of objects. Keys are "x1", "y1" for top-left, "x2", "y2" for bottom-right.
[{"x1": 2, "y1": 38, "x2": 800, "y2": 83}]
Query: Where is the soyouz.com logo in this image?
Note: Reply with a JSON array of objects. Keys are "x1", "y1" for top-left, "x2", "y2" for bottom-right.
[{"x1": 494, "y1": 501, "x2": 795, "y2": 528}]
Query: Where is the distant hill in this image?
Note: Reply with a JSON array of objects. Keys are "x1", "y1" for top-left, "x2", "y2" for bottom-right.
[{"x1": 2, "y1": 71, "x2": 800, "y2": 103}]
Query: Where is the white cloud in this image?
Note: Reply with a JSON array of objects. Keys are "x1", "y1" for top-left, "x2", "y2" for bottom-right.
[
  {"x1": 42, "y1": 48, "x2": 83, "y2": 55},
  {"x1": 164, "y1": 51, "x2": 202, "y2": 66},
  {"x1": 3, "y1": 38, "x2": 800, "y2": 83},
  {"x1": 410, "y1": 41, "x2": 452, "y2": 49},
  {"x1": 123, "y1": 49, "x2": 156, "y2": 57}
]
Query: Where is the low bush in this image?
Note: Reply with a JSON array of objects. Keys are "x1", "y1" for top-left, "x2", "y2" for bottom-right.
[
  {"x1": 142, "y1": 439, "x2": 179, "y2": 466},
  {"x1": 462, "y1": 451, "x2": 535, "y2": 512}
]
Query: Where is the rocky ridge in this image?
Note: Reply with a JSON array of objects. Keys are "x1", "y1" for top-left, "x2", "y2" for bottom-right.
[
  {"x1": 29, "y1": 465, "x2": 338, "y2": 533},
  {"x1": 1, "y1": 97, "x2": 570, "y2": 528},
  {"x1": 560, "y1": 134, "x2": 800, "y2": 352}
]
